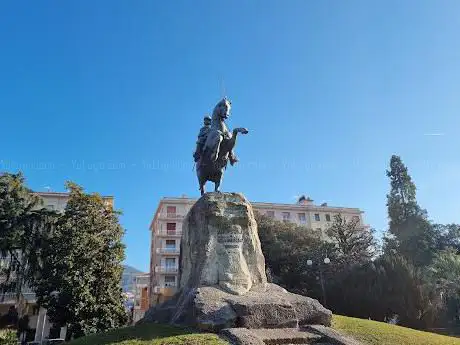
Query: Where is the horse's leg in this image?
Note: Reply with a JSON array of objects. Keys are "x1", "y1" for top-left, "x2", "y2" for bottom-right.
[
  {"x1": 214, "y1": 180, "x2": 220, "y2": 193},
  {"x1": 228, "y1": 128, "x2": 249, "y2": 165},
  {"x1": 227, "y1": 134, "x2": 238, "y2": 165},
  {"x1": 197, "y1": 163, "x2": 206, "y2": 196},
  {"x1": 211, "y1": 135, "x2": 223, "y2": 162}
]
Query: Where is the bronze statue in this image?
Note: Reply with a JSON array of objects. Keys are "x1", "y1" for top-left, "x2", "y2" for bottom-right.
[
  {"x1": 194, "y1": 98, "x2": 248, "y2": 195},
  {"x1": 193, "y1": 116, "x2": 212, "y2": 163}
]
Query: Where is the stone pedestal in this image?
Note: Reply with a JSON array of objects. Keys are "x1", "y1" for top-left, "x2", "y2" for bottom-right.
[
  {"x1": 179, "y1": 192, "x2": 266, "y2": 295},
  {"x1": 143, "y1": 192, "x2": 332, "y2": 333}
]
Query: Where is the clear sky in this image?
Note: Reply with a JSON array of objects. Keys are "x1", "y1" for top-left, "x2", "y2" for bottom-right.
[{"x1": 2, "y1": 1, "x2": 460, "y2": 272}]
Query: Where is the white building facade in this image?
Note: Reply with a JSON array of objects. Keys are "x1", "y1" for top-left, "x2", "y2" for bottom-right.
[{"x1": 149, "y1": 195, "x2": 368, "y2": 306}]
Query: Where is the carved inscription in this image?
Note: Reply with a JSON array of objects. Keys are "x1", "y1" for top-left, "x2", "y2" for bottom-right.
[
  {"x1": 217, "y1": 233, "x2": 243, "y2": 243},
  {"x1": 217, "y1": 233, "x2": 243, "y2": 251}
]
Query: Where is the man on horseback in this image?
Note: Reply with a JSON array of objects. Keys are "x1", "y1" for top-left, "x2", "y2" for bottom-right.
[
  {"x1": 193, "y1": 115, "x2": 212, "y2": 163},
  {"x1": 195, "y1": 98, "x2": 248, "y2": 195}
]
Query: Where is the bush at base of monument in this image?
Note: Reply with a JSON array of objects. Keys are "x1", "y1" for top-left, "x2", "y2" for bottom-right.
[
  {"x1": 0, "y1": 329, "x2": 16, "y2": 345},
  {"x1": 142, "y1": 192, "x2": 331, "y2": 332}
]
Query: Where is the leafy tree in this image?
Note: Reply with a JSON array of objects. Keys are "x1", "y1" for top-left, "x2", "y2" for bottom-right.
[
  {"x1": 435, "y1": 224, "x2": 460, "y2": 253},
  {"x1": 0, "y1": 173, "x2": 38, "y2": 297},
  {"x1": 0, "y1": 172, "x2": 56, "y2": 318},
  {"x1": 326, "y1": 214, "x2": 376, "y2": 267},
  {"x1": 385, "y1": 155, "x2": 437, "y2": 267},
  {"x1": 428, "y1": 249, "x2": 460, "y2": 326},
  {"x1": 379, "y1": 254, "x2": 441, "y2": 329},
  {"x1": 328, "y1": 254, "x2": 441, "y2": 329},
  {"x1": 430, "y1": 249, "x2": 460, "y2": 289},
  {"x1": 326, "y1": 260, "x2": 387, "y2": 321},
  {"x1": 32, "y1": 182, "x2": 127, "y2": 339},
  {"x1": 256, "y1": 213, "x2": 326, "y2": 293}
]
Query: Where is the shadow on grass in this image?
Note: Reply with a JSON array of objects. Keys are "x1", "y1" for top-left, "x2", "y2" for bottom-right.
[{"x1": 67, "y1": 323, "x2": 205, "y2": 345}]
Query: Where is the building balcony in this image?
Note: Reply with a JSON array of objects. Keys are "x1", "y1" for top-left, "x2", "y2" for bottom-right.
[
  {"x1": 0, "y1": 292, "x2": 36, "y2": 304},
  {"x1": 157, "y1": 230, "x2": 183, "y2": 237},
  {"x1": 156, "y1": 247, "x2": 180, "y2": 255},
  {"x1": 153, "y1": 284, "x2": 177, "y2": 295},
  {"x1": 157, "y1": 213, "x2": 185, "y2": 220},
  {"x1": 155, "y1": 266, "x2": 179, "y2": 274}
]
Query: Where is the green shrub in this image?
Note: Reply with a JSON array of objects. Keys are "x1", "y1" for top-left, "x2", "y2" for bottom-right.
[{"x1": 0, "y1": 329, "x2": 17, "y2": 345}]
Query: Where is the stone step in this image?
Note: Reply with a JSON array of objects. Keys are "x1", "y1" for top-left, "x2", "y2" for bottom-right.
[
  {"x1": 221, "y1": 326, "x2": 361, "y2": 345},
  {"x1": 222, "y1": 328, "x2": 328, "y2": 345},
  {"x1": 251, "y1": 328, "x2": 323, "y2": 344}
]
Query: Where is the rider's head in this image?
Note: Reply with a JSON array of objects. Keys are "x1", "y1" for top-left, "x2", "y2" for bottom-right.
[{"x1": 203, "y1": 116, "x2": 211, "y2": 126}]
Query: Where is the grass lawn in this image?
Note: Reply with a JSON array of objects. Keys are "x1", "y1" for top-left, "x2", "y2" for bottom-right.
[
  {"x1": 67, "y1": 315, "x2": 460, "y2": 345},
  {"x1": 67, "y1": 323, "x2": 227, "y2": 345},
  {"x1": 332, "y1": 314, "x2": 460, "y2": 345}
]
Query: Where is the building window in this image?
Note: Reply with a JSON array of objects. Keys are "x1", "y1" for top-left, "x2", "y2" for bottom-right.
[
  {"x1": 46, "y1": 204, "x2": 55, "y2": 210},
  {"x1": 282, "y1": 212, "x2": 290, "y2": 221},
  {"x1": 164, "y1": 275, "x2": 176, "y2": 287},
  {"x1": 353, "y1": 215, "x2": 360, "y2": 223},
  {"x1": 166, "y1": 206, "x2": 176, "y2": 216},
  {"x1": 314, "y1": 213, "x2": 320, "y2": 221},
  {"x1": 266, "y1": 211, "x2": 275, "y2": 218},
  {"x1": 325, "y1": 214, "x2": 331, "y2": 222},
  {"x1": 32, "y1": 306, "x2": 40, "y2": 316},
  {"x1": 298, "y1": 213, "x2": 306, "y2": 224},
  {"x1": 165, "y1": 240, "x2": 176, "y2": 249},
  {"x1": 165, "y1": 258, "x2": 176, "y2": 268},
  {"x1": 166, "y1": 222, "x2": 176, "y2": 233}
]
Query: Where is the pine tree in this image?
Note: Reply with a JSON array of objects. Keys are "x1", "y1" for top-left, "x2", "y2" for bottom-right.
[
  {"x1": 385, "y1": 155, "x2": 437, "y2": 267},
  {"x1": 33, "y1": 182, "x2": 127, "y2": 339}
]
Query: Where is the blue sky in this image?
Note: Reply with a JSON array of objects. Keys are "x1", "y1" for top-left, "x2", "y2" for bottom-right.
[{"x1": 2, "y1": 1, "x2": 460, "y2": 272}]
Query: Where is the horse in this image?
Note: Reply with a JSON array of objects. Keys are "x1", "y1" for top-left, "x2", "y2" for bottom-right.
[{"x1": 196, "y1": 98, "x2": 248, "y2": 195}]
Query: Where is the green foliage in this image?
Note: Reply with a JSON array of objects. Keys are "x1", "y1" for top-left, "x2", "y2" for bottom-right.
[
  {"x1": 386, "y1": 155, "x2": 419, "y2": 226},
  {"x1": 327, "y1": 254, "x2": 442, "y2": 329},
  {"x1": 428, "y1": 249, "x2": 460, "y2": 326},
  {"x1": 326, "y1": 214, "x2": 376, "y2": 267},
  {"x1": 0, "y1": 329, "x2": 16, "y2": 345},
  {"x1": 385, "y1": 155, "x2": 438, "y2": 267},
  {"x1": 379, "y1": 255, "x2": 442, "y2": 329},
  {"x1": 0, "y1": 173, "x2": 39, "y2": 295},
  {"x1": 256, "y1": 212, "x2": 326, "y2": 295},
  {"x1": 0, "y1": 172, "x2": 57, "y2": 319},
  {"x1": 436, "y1": 224, "x2": 460, "y2": 252},
  {"x1": 32, "y1": 182, "x2": 128, "y2": 339},
  {"x1": 327, "y1": 261, "x2": 387, "y2": 321},
  {"x1": 66, "y1": 323, "x2": 226, "y2": 345},
  {"x1": 430, "y1": 249, "x2": 460, "y2": 288}
]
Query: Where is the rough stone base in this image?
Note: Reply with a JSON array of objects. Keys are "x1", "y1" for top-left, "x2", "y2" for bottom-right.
[{"x1": 143, "y1": 283, "x2": 332, "y2": 332}]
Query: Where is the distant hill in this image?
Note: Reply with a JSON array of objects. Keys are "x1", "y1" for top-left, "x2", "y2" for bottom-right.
[
  {"x1": 121, "y1": 265, "x2": 146, "y2": 293},
  {"x1": 123, "y1": 265, "x2": 144, "y2": 275}
]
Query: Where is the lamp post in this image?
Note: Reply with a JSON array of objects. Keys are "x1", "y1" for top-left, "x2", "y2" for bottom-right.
[{"x1": 306, "y1": 256, "x2": 330, "y2": 307}]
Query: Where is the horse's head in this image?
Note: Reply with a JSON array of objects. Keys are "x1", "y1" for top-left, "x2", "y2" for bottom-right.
[{"x1": 212, "y1": 97, "x2": 231, "y2": 121}]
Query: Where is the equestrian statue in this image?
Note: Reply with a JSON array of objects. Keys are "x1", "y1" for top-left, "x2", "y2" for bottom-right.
[{"x1": 193, "y1": 98, "x2": 248, "y2": 195}]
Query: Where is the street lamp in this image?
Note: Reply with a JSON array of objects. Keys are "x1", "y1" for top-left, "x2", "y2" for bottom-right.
[{"x1": 306, "y1": 256, "x2": 331, "y2": 307}]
